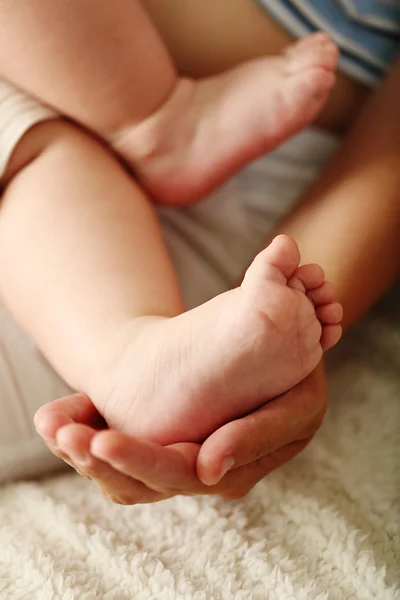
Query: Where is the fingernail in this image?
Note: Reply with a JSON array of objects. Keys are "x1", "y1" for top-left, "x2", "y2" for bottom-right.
[
  {"x1": 43, "y1": 436, "x2": 57, "y2": 447},
  {"x1": 220, "y1": 457, "x2": 235, "y2": 479},
  {"x1": 72, "y1": 452, "x2": 91, "y2": 466}
]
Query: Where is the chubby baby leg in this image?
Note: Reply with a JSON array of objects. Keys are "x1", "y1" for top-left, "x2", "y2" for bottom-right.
[
  {"x1": 1, "y1": 112, "x2": 341, "y2": 450},
  {"x1": 0, "y1": 116, "x2": 184, "y2": 392}
]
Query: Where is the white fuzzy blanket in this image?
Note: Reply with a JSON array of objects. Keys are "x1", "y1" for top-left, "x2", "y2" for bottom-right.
[{"x1": 0, "y1": 285, "x2": 399, "y2": 600}]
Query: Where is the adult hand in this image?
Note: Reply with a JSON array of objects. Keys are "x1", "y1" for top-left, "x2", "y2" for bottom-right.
[{"x1": 34, "y1": 363, "x2": 327, "y2": 504}]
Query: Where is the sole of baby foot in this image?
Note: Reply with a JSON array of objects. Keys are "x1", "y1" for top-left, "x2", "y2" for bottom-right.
[{"x1": 93, "y1": 236, "x2": 342, "y2": 446}]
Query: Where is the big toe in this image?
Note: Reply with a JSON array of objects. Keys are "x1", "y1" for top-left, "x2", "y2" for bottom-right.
[
  {"x1": 242, "y1": 235, "x2": 301, "y2": 290},
  {"x1": 283, "y1": 33, "x2": 338, "y2": 106},
  {"x1": 285, "y1": 32, "x2": 339, "y2": 73}
]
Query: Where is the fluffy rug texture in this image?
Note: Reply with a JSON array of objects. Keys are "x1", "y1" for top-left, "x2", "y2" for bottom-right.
[{"x1": 0, "y1": 287, "x2": 399, "y2": 600}]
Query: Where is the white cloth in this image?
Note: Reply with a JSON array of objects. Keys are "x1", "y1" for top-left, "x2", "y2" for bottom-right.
[
  {"x1": 0, "y1": 81, "x2": 56, "y2": 177},
  {"x1": 1, "y1": 292, "x2": 399, "y2": 598}
]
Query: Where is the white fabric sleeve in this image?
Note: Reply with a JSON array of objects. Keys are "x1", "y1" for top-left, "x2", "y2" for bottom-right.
[{"x1": 0, "y1": 80, "x2": 58, "y2": 179}]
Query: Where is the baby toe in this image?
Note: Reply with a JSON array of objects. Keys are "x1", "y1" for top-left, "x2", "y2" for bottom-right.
[
  {"x1": 307, "y1": 280, "x2": 335, "y2": 307},
  {"x1": 316, "y1": 302, "x2": 343, "y2": 324},
  {"x1": 320, "y1": 324, "x2": 343, "y2": 351},
  {"x1": 242, "y1": 235, "x2": 300, "y2": 290},
  {"x1": 285, "y1": 32, "x2": 338, "y2": 71},
  {"x1": 293, "y1": 263, "x2": 325, "y2": 291}
]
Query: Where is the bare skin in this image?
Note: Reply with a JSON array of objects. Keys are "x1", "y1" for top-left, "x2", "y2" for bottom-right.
[
  {"x1": 0, "y1": 0, "x2": 337, "y2": 206},
  {"x1": 93, "y1": 236, "x2": 341, "y2": 445},
  {"x1": 35, "y1": 381, "x2": 321, "y2": 503},
  {"x1": 0, "y1": 2, "x2": 342, "y2": 454},
  {"x1": 112, "y1": 34, "x2": 338, "y2": 205},
  {"x1": 28, "y1": 3, "x2": 400, "y2": 498},
  {"x1": 0, "y1": 120, "x2": 341, "y2": 458},
  {"x1": 141, "y1": 0, "x2": 371, "y2": 135}
]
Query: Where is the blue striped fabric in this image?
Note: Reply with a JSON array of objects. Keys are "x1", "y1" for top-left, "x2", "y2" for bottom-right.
[{"x1": 256, "y1": 0, "x2": 400, "y2": 86}]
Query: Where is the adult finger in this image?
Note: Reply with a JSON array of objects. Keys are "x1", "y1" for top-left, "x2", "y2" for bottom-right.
[
  {"x1": 54, "y1": 424, "x2": 309, "y2": 502},
  {"x1": 42, "y1": 436, "x2": 75, "y2": 467},
  {"x1": 90, "y1": 429, "x2": 285, "y2": 500},
  {"x1": 91, "y1": 430, "x2": 204, "y2": 494},
  {"x1": 34, "y1": 393, "x2": 106, "y2": 440},
  {"x1": 217, "y1": 439, "x2": 311, "y2": 499},
  {"x1": 48, "y1": 426, "x2": 310, "y2": 503},
  {"x1": 56, "y1": 423, "x2": 163, "y2": 504},
  {"x1": 197, "y1": 367, "x2": 327, "y2": 485}
]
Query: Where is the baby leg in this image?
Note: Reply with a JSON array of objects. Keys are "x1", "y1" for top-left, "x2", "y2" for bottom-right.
[
  {"x1": 0, "y1": 91, "x2": 341, "y2": 447},
  {"x1": 0, "y1": 0, "x2": 176, "y2": 133},
  {"x1": 0, "y1": 117, "x2": 184, "y2": 392},
  {"x1": 0, "y1": 1, "x2": 337, "y2": 205}
]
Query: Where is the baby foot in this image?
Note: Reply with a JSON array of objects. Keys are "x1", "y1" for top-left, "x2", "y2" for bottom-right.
[
  {"x1": 111, "y1": 32, "x2": 338, "y2": 205},
  {"x1": 91, "y1": 236, "x2": 342, "y2": 445}
]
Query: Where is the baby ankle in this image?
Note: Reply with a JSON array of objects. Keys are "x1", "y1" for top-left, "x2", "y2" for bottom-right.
[
  {"x1": 105, "y1": 78, "x2": 195, "y2": 165},
  {"x1": 82, "y1": 316, "x2": 172, "y2": 405}
]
